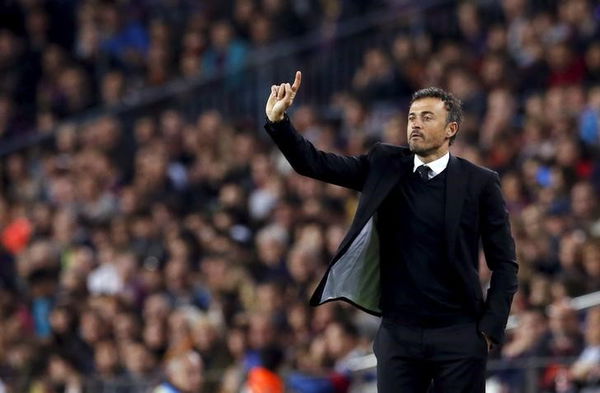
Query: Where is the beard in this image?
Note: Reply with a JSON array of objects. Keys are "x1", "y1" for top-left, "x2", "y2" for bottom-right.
[
  {"x1": 409, "y1": 140, "x2": 435, "y2": 155},
  {"x1": 408, "y1": 134, "x2": 449, "y2": 156}
]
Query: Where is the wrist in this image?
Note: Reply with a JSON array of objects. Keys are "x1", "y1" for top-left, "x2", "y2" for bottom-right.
[
  {"x1": 267, "y1": 113, "x2": 287, "y2": 123},
  {"x1": 267, "y1": 112, "x2": 285, "y2": 122}
]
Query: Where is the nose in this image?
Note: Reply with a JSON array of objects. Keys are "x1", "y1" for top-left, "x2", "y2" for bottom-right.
[{"x1": 410, "y1": 118, "x2": 422, "y2": 129}]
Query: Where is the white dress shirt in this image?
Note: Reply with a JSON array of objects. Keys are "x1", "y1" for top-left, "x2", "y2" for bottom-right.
[{"x1": 413, "y1": 152, "x2": 450, "y2": 180}]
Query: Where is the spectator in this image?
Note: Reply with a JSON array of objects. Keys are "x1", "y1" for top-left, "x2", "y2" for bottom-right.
[
  {"x1": 243, "y1": 346, "x2": 285, "y2": 393},
  {"x1": 153, "y1": 351, "x2": 204, "y2": 393},
  {"x1": 568, "y1": 306, "x2": 600, "y2": 391},
  {"x1": 202, "y1": 21, "x2": 248, "y2": 79},
  {"x1": 99, "y1": 2, "x2": 149, "y2": 72}
]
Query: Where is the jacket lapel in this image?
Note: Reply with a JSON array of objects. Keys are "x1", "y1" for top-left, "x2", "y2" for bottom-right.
[
  {"x1": 333, "y1": 151, "x2": 413, "y2": 261},
  {"x1": 370, "y1": 153, "x2": 414, "y2": 214},
  {"x1": 445, "y1": 154, "x2": 468, "y2": 258}
]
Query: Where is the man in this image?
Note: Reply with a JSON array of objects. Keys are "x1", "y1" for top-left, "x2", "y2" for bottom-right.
[
  {"x1": 264, "y1": 72, "x2": 518, "y2": 393},
  {"x1": 242, "y1": 346, "x2": 285, "y2": 393},
  {"x1": 153, "y1": 351, "x2": 204, "y2": 393}
]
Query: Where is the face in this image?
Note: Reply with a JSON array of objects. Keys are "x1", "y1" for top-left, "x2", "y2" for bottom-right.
[
  {"x1": 170, "y1": 353, "x2": 204, "y2": 393},
  {"x1": 324, "y1": 323, "x2": 348, "y2": 358},
  {"x1": 407, "y1": 97, "x2": 457, "y2": 157}
]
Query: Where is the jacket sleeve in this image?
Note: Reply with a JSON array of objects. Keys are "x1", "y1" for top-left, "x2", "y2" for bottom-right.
[
  {"x1": 477, "y1": 172, "x2": 519, "y2": 345},
  {"x1": 264, "y1": 116, "x2": 370, "y2": 191}
]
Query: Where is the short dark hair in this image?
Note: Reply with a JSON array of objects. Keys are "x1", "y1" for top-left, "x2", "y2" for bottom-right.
[{"x1": 410, "y1": 87, "x2": 463, "y2": 145}]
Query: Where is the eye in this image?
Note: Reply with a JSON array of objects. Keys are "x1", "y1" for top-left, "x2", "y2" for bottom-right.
[{"x1": 424, "y1": 115, "x2": 433, "y2": 121}]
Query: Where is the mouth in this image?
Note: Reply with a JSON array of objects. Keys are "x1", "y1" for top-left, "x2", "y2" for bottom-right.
[{"x1": 410, "y1": 134, "x2": 423, "y2": 139}]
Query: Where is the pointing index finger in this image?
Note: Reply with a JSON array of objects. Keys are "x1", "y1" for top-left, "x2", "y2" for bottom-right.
[{"x1": 291, "y1": 71, "x2": 302, "y2": 92}]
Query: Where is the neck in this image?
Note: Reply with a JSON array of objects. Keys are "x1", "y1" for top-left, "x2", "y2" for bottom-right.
[{"x1": 417, "y1": 148, "x2": 449, "y2": 164}]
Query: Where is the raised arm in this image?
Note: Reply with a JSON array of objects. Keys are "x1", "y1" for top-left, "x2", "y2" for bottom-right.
[{"x1": 264, "y1": 71, "x2": 370, "y2": 191}]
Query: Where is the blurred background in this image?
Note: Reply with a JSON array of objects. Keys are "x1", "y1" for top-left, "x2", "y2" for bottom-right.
[{"x1": 0, "y1": 0, "x2": 599, "y2": 392}]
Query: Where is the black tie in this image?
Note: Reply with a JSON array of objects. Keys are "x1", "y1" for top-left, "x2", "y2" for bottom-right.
[{"x1": 416, "y1": 165, "x2": 432, "y2": 181}]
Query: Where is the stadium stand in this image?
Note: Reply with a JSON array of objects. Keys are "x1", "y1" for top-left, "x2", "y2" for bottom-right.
[{"x1": 0, "y1": 0, "x2": 599, "y2": 392}]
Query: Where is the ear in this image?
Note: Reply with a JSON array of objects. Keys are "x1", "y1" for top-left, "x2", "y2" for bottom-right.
[{"x1": 446, "y1": 122, "x2": 458, "y2": 140}]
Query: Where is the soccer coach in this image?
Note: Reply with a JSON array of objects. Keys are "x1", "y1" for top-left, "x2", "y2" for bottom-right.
[{"x1": 264, "y1": 71, "x2": 518, "y2": 393}]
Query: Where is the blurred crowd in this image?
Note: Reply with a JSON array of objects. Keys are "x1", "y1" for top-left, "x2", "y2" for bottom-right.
[
  {"x1": 0, "y1": 0, "x2": 600, "y2": 393},
  {"x1": 0, "y1": 0, "x2": 376, "y2": 141}
]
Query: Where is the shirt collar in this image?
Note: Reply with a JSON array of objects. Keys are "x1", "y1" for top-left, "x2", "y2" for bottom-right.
[{"x1": 413, "y1": 152, "x2": 450, "y2": 177}]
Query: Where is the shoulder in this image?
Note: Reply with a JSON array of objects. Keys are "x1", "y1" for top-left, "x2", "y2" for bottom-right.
[
  {"x1": 453, "y1": 155, "x2": 497, "y2": 176},
  {"x1": 452, "y1": 155, "x2": 499, "y2": 184},
  {"x1": 369, "y1": 142, "x2": 411, "y2": 158}
]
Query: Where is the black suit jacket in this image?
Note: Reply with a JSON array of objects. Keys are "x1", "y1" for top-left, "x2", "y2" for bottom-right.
[{"x1": 265, "y1": 117, "x2": 518, "y2": 344}]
